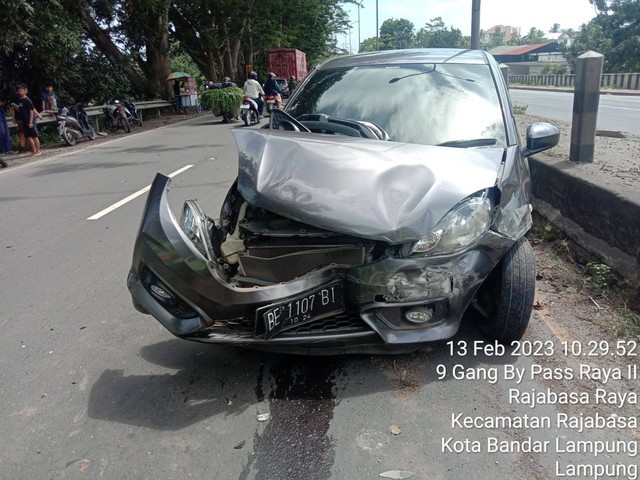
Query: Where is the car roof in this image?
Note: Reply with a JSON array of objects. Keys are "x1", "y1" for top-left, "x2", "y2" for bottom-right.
[{"x1": 318, "y1": 49, "x2": 489, "y2": 70}]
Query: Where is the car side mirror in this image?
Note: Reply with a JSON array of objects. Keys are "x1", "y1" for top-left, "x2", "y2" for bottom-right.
[{"x1": 522, "y1": 122, "x2": 560, "y2": 157}]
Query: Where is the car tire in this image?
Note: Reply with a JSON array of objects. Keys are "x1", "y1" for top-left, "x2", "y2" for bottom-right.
[{"x1": 474, "y1": 237, "x2": 535, "y2": 344}]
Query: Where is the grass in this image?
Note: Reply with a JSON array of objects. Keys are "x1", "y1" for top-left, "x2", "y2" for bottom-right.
[
  {"x1": 615, "y1": 308, "x2": 640, "y2": 339},
  {"x1": 513, "y1": 104, "x2": 528, "y2": 114},
  {"x1": 529, "y1": 213, "x2": 640, "y2": 339}
]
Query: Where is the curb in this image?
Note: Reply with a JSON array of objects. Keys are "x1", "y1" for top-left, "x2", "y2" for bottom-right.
[{"x1": 528, "y1": 153, "x2": 640, "y2": 280}]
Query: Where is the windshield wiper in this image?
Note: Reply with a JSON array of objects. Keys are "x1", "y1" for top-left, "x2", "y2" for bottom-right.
[{"x1": 437, "y1": 138, "x2": 498, "y2": 148}]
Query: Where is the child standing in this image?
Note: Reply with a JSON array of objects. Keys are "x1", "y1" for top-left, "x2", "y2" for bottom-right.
[{"x1": 14, "y1": 84, "x2": 41, "y2": 156}]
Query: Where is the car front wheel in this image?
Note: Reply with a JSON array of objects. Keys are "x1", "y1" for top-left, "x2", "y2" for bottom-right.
[{"x1": 473, "y1": 237, "x2": 536, "y2": 344}]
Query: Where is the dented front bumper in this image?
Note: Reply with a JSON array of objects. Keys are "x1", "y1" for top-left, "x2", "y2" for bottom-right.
[{"x1": 128, "y1": 174, "x2": 516, "y2": 352}]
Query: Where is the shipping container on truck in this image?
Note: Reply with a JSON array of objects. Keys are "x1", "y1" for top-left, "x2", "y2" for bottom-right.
[{"x1": 267, "y1": 49, "x2": 308, "y2": 81}]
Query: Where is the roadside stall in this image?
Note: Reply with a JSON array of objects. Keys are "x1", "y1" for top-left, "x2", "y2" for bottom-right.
[{"x1": 167, "y1": 72, "x2": 201, "y2": 112}]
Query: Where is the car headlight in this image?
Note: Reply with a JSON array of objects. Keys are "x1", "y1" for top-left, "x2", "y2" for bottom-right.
[
  {"x1": 180, "y1": 200, "x2": 213, "y2": 260},
  {"x1": 409, "y1": 190, "x2": 494, "y2": 256}
]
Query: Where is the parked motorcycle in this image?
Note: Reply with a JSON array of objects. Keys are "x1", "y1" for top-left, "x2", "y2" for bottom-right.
[
  {"x1": 102, "y1": 99, "x2": 131, "y2": 133},
  {"x1": 56, "y1": 104, "x2": 96, "y2": 146},
  {"x1": 124, "y1": 99, "x2": 143, "y2": 127},
  {"x1": 240, "y1": 97, "x2": 260, "y2": 126}
]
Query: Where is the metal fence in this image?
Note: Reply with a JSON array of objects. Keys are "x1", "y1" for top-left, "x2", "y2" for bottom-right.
[
  {"x1": 7, "y1": 100, "x2": 174, "y2": 130},
  {"x1": 509, "y1": 72, "x2": 640, "y2": 90}
]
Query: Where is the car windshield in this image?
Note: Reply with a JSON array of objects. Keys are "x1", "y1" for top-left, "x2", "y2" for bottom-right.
[{"x1": 286, "y1": 63, "x2": 507, "y2": 147}]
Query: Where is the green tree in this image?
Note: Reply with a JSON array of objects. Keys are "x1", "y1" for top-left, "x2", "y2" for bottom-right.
[
  {"x1": 1, "y1": 0, "x2": 353, "y2": 102},
  {"x1": 481, "y1": 30, "x2": 504, "y2": 50},
  {"x1": 541, "y1": 63, "x2": 569, "y2": 74},
  {"x1": 523, "y1": 27, "x2": 546, "y2": 43},
  {"x1": 415, "y1": 17, "x2": 465, "y2": 48},
  {"x1": 588, "y1": 0, "x2": 640, "y2": 71},
  {"x1": 170, "y1": 0, "x2": 349, "y2": 82},
  {"x1": 561, "y1": 22, "x2": 612, "y2": 72},
  {"x1": 550, "y1": 23, "x2": 561, "y2": 33},
  {"x1": 506, "y1": 32, "x2": 528, "y2": 46},
  {"x1": 379, "y1": 18, "x2": 415, "y2": 50},
  {"x1": 0, "y1": 0, "x2": 134, "y2": 104},
  {"x1": 359, "y1": 37, "x2": 378, "y2": 53}
]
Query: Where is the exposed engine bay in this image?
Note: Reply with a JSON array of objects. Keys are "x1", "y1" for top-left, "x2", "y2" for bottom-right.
[{"x1": 216, "y1": 184, "x2": 389, "y2": 286}]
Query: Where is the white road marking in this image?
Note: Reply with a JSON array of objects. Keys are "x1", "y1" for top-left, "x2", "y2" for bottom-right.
[
  {"x1": 87, "y1": 164, "x2": 193, "y2": 220},
  {"x1": 600, "y1": 105, "x2": 640, "y2": 111}
]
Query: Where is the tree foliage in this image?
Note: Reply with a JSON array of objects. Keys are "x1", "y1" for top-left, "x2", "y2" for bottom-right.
[
  {"x1": 564, "y1": 0, "x2": 639, "y2": 72},
  {"x1": 590, "y1": 0, "x2": 640, "y2": 71},
  {"x1": 2, "y1": 0, "x2": 351, "y2": 102},
  {"x1": 415, "y1": 18, "x2": 466, "y2": 48},
  {"x1": 379, "y1": 18, "x2": 415, "y2": 50},
  {"x1": 481, "y1": 30, "x2": 504, "y2": 50},
  {"x1": 359, "y1": 17, "x2": 468, "y2": 52},
  {"x1": 561, "y1": 22, "x2": 613, "y2": 71}
]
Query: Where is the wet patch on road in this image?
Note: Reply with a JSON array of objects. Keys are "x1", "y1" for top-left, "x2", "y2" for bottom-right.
[{"x1": 241, "y1": 356, "x2": 345, "y2": 480}]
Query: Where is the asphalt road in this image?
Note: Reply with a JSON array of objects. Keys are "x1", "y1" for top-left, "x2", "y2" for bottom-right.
[
  {"x1": 1, "y1": 115, "x2": 638, "y2": 479},
  {"x1": 509, "y1": 89, "x2": 640, "y2": 135}
]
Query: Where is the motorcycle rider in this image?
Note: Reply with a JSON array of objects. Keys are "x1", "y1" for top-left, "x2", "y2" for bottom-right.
[
  {"x1": 243, "y1": 71, "x2": 264, "y2": 117},
  {"x1": 288, "y1": 75, "x2": 297, "y2": 93},
  {"x1": 221, "y1": 76, "x2": 236, "y2": 88},
  {"x1": 263, "y1": 72, "x2": 284, "y2": 108}
]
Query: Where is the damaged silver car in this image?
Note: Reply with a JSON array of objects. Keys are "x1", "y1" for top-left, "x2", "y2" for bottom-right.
[{"x1": 127, "y1": 49, "x2": 559, "y2": 354}]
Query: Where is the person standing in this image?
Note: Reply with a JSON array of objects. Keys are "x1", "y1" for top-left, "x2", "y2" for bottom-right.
[
  {"x1": 15, "y1": 84, "x2": 41, "y2": 156},
  {"x1": 0, "y1": 100, "x2": 10, "y2": 167},
  {"x1": 10, "y1": 93, "x2": 25, "y2": 152},
  {"x1": 173, "y1": 80, "x2": 183, "y2": 113}
]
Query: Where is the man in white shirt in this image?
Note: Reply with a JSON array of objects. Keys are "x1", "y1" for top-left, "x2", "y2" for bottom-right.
[{"x1": 243, "y1": 71, "x2": 264, "y2": 116}]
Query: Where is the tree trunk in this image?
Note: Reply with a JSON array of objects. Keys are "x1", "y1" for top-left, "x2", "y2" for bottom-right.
[
  {"x1": 142, "y1": 11, "x2": 171, "y2": 98},
  {"x1": 79, "y1": 8, "x2": 148, "y2": 95}
]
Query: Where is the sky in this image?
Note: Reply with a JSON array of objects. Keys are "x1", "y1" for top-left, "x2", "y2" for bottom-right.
[{"x1": 341, "y1": 0, "x2": 599, "y2": 53}]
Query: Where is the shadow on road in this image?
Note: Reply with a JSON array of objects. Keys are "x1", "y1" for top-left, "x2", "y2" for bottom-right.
[
  {"x1": 28, "y1": 161, "x2": 143, "y2": 177},
  {"x1": 86, "y1": 312, "x2": 519, "y2": 431},
  {"x1": 86, "y1": 312, "x2": 522, "y2": 479}
]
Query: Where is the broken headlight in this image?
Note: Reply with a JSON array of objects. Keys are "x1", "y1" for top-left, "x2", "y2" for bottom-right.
[
  {"x1": 409, "y1": 190, "x2": 494, "y2": 256},
  {"x1": 180, "y1": 200, "x2": 213, "y2": 260}
]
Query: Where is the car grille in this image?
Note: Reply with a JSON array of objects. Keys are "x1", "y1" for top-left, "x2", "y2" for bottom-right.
[
  {"x1": 208, "y1": 311, "x2": 371, "y2": 338},
  {"x1": 280, "y1": 311, "x2": 370, "y2": 337}
]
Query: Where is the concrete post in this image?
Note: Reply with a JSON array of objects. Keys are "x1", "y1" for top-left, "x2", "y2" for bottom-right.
[
  {"x1": 569, "y1": 51, "x2": 604, "y2": 163},
  {"x1": 499, "y1": 64, "x2": 509, "y2": 87}
]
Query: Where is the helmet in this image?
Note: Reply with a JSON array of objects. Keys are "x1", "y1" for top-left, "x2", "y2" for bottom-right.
[
  {"x1": 290, "y1": 75, "x2": 295, "y2": 80},
  {"x1": 248, "y1": 71, "x2": 257, "y2": 79},
  {"x1": 267, "y1": 72, "x2": 276, "y2": 79},
  {"x1": 223, "y1": 76, "x2": 231, "y2": 83}
]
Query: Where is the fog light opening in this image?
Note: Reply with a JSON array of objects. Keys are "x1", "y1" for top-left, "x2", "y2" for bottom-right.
[
  {"x1": 404, "y1": 306, "x2": 435, "y2": 324},
  {"x1": 150, "y1": 284, "x2": 173, "y2": 300}
]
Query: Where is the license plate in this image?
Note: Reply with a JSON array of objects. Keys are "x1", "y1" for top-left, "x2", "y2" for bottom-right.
[
  {"x1": 258, "y1": 283, "x2": 344, "y2": 339},
  {"x1": 240, "y1": 104, "x2": 250, "y2": 109}
]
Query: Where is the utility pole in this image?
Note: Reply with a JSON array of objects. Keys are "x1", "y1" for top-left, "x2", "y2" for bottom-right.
[
  {"x1": 357, "y1": 1, "x2": 363, "y2": 52},
  {"x1": 471, "y1": 0, "x2": 481, "y2": 49},
  {"x1": 376, "y1": 0, "x2": 379, "y2": 50}
]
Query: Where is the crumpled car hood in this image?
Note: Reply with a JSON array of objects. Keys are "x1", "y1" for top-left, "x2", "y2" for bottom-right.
[{"x1": 232, "y1": 129, "x2": 503, "y2": 243}]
